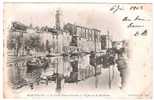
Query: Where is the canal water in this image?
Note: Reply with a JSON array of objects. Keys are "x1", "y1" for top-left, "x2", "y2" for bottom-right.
[{"x1": 7, "y1": 52, "x2": 102, "y2": 89}]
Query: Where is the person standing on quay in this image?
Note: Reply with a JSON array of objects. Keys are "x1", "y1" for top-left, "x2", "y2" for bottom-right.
[{"x1": 115, "y1": 45, "x2": 128, "y2": 89}]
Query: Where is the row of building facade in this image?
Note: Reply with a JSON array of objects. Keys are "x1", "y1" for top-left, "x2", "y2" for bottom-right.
[{"x1": 8, "y1": 21, "x2": 103, "y2": 56}]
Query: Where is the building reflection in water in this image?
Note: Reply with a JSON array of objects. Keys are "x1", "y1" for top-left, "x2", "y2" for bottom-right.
[{"x1": 45, "y1": 50, "x2": 101, "y2": 92}]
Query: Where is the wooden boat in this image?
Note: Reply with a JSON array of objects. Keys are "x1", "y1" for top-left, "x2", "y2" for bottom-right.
[{"x1": 26, "y1": 59, "x2": 48, "y2": 73}]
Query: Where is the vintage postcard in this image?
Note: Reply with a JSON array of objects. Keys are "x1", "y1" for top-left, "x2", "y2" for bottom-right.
[{"x1": 3, "y1": 2, "x2": 152, "y2": 99}]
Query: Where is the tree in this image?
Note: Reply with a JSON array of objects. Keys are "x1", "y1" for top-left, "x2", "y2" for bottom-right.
[{"x1": 24, "y1": 35, "x2": 41, "y2": 52}]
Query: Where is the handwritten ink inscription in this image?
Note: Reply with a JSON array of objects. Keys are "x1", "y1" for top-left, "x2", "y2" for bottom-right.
[
  {"x1": 110, "y1": 4, "x2": 150, "y2": 37},
  {"x1": 134, "y1": 29, "x2": 148, "y2": 36},
  {"x1": 110, "y1": 5, "x2": 124, "y2": 13},
  {"x1": 122, "y1": 15, "x2": 150, "y2": 36},
  {"x1": 123, "y1": 16, "x2": 150, "y2": 22},
  {"x1": 130, "y1": 5, "x2": 143, "y2": 11}
]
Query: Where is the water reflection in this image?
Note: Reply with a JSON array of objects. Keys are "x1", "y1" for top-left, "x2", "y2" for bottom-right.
[
  {"x1": 45, "y1": 52, "x2": 99, "y2": 92},
  {"x1": 9, "y1": 52, "x2": 101, "y2": 92}
]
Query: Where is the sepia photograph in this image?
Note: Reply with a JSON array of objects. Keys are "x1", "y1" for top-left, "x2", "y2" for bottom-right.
[{"x1": 3, "y1": 2, "x2": 152, "y2": 99}]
